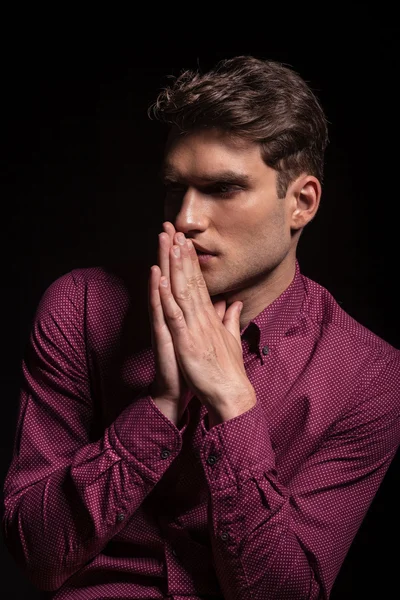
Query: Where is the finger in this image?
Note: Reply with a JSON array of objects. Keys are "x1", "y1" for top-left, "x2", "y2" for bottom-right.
[
  {"x1": 158, "y1": 273, "x2": 190, "y2": 343},
  {"x1": 163, "y1": 221, "x2": 176, "y2": 256},
  {"x1": 186, "y1": 238, "x2": 216, "y2": 311},
  {"x1": 148, "y1": 264, "x2": 171, "y2": 340},
  {"x1": 163, "y1": 221, "x2": 176, "y2": 240},
  {"x1": 169, "y1": 244, "x2": 198, "y2": 326},
  {"x1": 174, "y1": 232, "x2": 205, "y2": 315},
  {"x1": 174, "y1": 233, "x2": 194, "y2": 280},
  {"x1": 222, "y1": 301, "x2": 243, "y2": 347},
  {"x1": 158, "y1": 232, "x2": 172, "y2": 281},
  {"x1": 212, "y1": 298, "x2": 227, "y2": 321},
  {"x1": 158, "y1": 222, "x2": 177, "y2": 281}
]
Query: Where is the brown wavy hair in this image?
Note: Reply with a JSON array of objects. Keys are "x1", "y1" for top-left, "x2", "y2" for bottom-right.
[{"x1": 148, "y1": 56, "x2": 329, "y2": 198}]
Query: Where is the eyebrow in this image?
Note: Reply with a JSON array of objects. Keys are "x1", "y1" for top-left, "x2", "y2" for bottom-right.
[{"x1": 160, "y1": 165, "x2": 252, "y2": 187}]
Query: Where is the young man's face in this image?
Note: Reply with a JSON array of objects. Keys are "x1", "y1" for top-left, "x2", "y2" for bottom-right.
[{"x1": 162, "y1": 128, "x2": 303, "y2": 301}]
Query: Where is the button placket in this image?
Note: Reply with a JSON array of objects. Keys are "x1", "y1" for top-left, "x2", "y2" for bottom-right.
[{"x1": 259, "y1": 343, "x2": 271, "y2": 365}]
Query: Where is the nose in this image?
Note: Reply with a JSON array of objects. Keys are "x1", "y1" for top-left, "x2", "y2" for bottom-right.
[{"x1": 165, "y1": 187, "x2": 209, "y2": 235}]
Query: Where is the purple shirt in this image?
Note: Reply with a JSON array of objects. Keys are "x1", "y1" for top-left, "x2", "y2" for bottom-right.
[{"x1": 3, "y1": 259, "x2": 400, "y2": 599}]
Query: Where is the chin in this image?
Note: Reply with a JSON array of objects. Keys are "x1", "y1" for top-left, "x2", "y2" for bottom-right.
[{"x1": 208, "y1": 282, "x2": 237, "y2": 299}]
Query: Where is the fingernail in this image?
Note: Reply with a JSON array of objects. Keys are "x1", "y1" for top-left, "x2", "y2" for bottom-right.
[
  {"x1": 173, "y1": 246, "x2": 180, "y2": 257},
  {"x1": 177, "y1": 233, "x2": 186, "y2": 245}
]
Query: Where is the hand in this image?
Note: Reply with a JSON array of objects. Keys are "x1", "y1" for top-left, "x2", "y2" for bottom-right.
[
  {"x1": 157, "y1": 226, "x2": 256, "y2": 423},
  {"x1": 148, "y1": 223, "x2": 230, "y2": 425},
  {"x1": 148, "y1": 222, "x2": 191, "y2": 424}
]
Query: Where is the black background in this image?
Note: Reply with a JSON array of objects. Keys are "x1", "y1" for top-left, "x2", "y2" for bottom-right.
[{"x1": 1, "y1": 11, "x2": 399, "y2": 598}]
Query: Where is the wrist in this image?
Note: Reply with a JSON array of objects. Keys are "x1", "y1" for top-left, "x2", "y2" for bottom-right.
[
  {"x1": 152, "y1": 396, "x2": 179, "y2": 426},
  {"x1": 206, "y1": 388, "x2": 256, "y2": 428}
]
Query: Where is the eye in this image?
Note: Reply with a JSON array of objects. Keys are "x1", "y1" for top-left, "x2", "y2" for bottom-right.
[
  {"x1": 164, "y1": 182, "x2": 242, "y2": 200},
  {"x1": 214, "y1": 184, "x2": 242, "y2": 198}
]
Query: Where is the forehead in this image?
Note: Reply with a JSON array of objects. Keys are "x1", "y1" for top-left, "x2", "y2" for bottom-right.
[{"x1": 163, "y1": 128, "x2": 266, "y2": 180}]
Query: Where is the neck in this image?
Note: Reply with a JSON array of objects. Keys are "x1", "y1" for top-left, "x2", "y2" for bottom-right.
[{"x1": 225, "y1": 253, "x2": 297, "y2": 332}]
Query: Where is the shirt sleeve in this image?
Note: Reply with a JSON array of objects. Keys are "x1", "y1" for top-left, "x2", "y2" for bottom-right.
[
  {"x1": 2, "y1": 272, "x2": 189, "y2": 592},
  {"x1": 199, "y1": 353, "x2": 400, "y2": 599}
]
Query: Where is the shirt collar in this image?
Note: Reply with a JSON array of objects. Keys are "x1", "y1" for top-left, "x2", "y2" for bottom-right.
[{"x1": 241, "y1": 259, "x2": 306, "y2": 351}]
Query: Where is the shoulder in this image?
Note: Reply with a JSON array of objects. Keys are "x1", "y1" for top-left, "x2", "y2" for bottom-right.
[
  {"x1": 39, "y1": 261, "x2": 149, "y2": 314},
  {"x1": 299, "y1": 272, "x2": 399, "y2": 406},
  {"x1": 35, "y1": 261, "x2": 152, "y2": 351},
  {"x1": 300, "y1": 272, "x2": 398, "y2": 356}
]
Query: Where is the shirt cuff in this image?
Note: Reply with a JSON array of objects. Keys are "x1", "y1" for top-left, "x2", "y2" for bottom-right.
[
  {"x1": 109, "y1": 392, "x2": 190, "y2": 483},
  {"x1": 199, "y1": 400, "x2": 276, "y2": 491}
]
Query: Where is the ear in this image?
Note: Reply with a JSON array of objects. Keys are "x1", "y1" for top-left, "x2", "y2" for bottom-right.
[{"x1": 287, "y1": 175, "x2": 322, "y2": 230}]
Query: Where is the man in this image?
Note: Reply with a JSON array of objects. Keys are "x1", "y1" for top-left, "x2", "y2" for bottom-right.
[{"x1": 3, "y1": 56, "x2": 399, "y2": 599}]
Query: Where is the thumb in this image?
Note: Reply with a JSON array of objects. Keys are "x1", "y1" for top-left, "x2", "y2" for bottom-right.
[
  {"x1": 212, "y1": 298, "x2": 227, "y2": 321},
  {"x1": 222, "y1": 301, "x2": 243, "y2": 344}
]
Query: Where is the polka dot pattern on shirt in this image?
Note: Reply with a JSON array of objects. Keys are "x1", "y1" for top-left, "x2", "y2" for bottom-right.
[{"x1": 3, "y1": 259, "x2": 400, "y2": 599}]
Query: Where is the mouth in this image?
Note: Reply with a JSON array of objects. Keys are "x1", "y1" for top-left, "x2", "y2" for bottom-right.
[
  {"x1": 191, "y1": 242, "x2": 216, "y2": 255},
  {"x1": 195, "y1": 251, "x2": 216, "y2": 263},
  {"x1": 190, "y1": 241, "x2": 218, "y2": 264}
]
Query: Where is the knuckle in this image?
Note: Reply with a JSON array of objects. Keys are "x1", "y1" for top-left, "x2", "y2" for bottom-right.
[
  {"x1": 186, "y1": 276, "x2": 197, "y2": 289},
  {"x1": 149, "y1": 296, "x2": 161, "y2": 310},
  {"x1": 170, "y1": 308, "x2": 185, "y2": 324},
  {"x1": 202, "y1": 346, "x2": 217, "y2": 362},
  {"x1": 176, "y1": 288, "x2": 192, "y2": 302},
  {"x1": 153, "y1": 321, "x2": 167, "y2": 334},
  {"x1": 187, "y1": 340, "x2": 197, "y2": 354},
  {"x1": 196, "y1": 275, "x2": 207, "y2": 288}
]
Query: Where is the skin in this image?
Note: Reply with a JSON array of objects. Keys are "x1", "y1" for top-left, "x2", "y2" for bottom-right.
[{"x1": 148, "y1": 128, "x2": 321, "y2": 428}]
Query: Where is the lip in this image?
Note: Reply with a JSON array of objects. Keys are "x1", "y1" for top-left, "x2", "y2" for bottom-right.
[
  {"x1": 190, "y1": 241, "x2": 217, "y2": 255},
  {"x1": 197, "y1": 253, "x2": 216, "y2": 264}
]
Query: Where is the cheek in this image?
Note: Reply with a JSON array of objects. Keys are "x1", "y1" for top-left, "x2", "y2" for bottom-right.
[
  {"x1": 223, "y1": 205, "x2": 284, "y2": 237},
  {"x1": 238, "y1": 210, "x2": 289, "y2": 257},
  {"x1": 214, "y1": 199, "x2": 268, "y2": 229},
  {"x1": 213, "y1": 195, "x2": 288, "y2": 251}
]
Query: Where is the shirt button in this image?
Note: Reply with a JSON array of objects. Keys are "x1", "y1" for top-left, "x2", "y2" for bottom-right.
[
  {"x1": 116, "y1": 512, "x2": 125, "y2": 523},
  {"x1": 172, "y1": 549, "x2": 178, "y2": 557},
  {"x1": 220, "y1": 531, "x2": 230, "y2": 542},
  {"x1": 160, "y1": 449, "x2": 171, "y2": 459},
  {"x1": 262, "y1": 345, "x2": 269, "y2": 356},
  {"x1": 207, "y1": 454, "x2": 217, "y2": 466}
]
